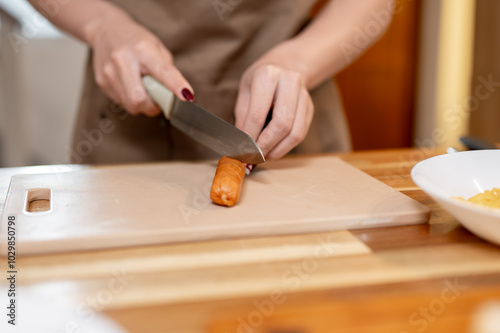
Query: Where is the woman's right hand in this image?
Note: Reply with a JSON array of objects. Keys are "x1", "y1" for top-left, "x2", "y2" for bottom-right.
[{"x1": 88, "y1": 12, "x2": 194, "y2": 117}]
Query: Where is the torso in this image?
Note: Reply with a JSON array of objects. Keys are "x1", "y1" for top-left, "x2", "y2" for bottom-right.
[{"x1": 71, "y1": 0, "x2": 351, "y2": 164}]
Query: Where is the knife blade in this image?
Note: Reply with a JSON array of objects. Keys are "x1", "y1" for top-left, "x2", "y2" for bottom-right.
[{"x1": 142, "y1": 75, "x2": 265, "y2": 164}]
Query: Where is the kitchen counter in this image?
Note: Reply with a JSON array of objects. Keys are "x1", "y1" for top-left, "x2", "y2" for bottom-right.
[{"x1": 1, "y1": 148, "x2": 500, "y2": 333}]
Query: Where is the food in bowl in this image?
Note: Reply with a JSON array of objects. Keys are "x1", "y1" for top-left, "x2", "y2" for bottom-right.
[
  {"x1": 410, "y1": 150, "x2": 500, "y2": 246},
  {"x1": 454, "y1": 187, "x2": 500, "y2": 209}
]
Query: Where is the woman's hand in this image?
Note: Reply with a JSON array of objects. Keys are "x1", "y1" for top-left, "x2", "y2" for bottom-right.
[
  {"x1": 234, "y1": 43, "x2": 314, "y2": 160},
  {"x1": 26, "y1": 0, "x2": 194, "y2": 117},
  {"x1": 88, "y1": 12, "x2": 194, "y2": 116},
  {"x1": 234, "y1": 0, "x2": 395, "y2": 160}
]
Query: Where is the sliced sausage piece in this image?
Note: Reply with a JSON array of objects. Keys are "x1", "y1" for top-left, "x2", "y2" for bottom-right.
[{"x1": 210, "y1": 156, "x2": 246, "y2": 207}]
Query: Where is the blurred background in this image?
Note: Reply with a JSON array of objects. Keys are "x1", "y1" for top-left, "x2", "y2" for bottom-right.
[{"x1": 0, "y1": 0, "x2": 498, "y2": 167}]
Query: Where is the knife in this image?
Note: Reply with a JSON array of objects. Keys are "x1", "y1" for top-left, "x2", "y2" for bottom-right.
[{"x1": 142, "y1": 75, "x2": 265, "y2": 164}]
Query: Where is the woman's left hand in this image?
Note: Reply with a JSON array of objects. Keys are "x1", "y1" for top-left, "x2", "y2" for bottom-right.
[{"x1": 234, "y1": 43, "x2": 314, "y2": 161}]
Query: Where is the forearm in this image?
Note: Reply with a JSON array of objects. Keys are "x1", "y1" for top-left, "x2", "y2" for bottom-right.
[
  {"x1": 27, "y1": 0, "x2": 133, "y2": 46},
  {"x1": 279, "y1": 0, "x2": 395, "y2": 90}
]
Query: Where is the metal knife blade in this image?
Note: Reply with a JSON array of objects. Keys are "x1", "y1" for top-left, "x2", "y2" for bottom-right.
[
  {"x1": 142, "y1": 76, "x2": 265, "y2": 164},
  {"x1": 171, "y1": 100, "x2": 265, "y2": 164}
]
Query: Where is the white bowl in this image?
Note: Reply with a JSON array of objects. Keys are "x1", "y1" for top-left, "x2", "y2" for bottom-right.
[{"x1": 411, "y1": 150, "x2": 500, "y2": 245}]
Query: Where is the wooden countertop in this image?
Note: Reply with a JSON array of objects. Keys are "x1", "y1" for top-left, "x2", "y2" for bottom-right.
[{"x1": 1, "y1": 148, "x2": 500, "y2": 333}]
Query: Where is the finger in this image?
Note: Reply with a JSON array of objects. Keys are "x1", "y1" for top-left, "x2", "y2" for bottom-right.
[
  {"x1": 234, "y1": 83, "x2": 251, "y2": 130},
  {"x1": 94, "y1": 62, "x2": 122, "y2": 107},
  {"x1": 240, "y1": 66, "x2": 280, "y2": 140},
  {"x1": 255, "y1": 71, "x2": 302, "y2": 157},
  {"x1": 143, "y1": 48, "x2": 195, "y2": 102},
  {"x1": 266, "y1": 90, "x2": 313, "y2": 160},
  {"x1": 100, "y1": 84, "x2": 121, "y2": 108},
  {"x1": 115, "y1": 55, "x2": 161, "y2": 117}
]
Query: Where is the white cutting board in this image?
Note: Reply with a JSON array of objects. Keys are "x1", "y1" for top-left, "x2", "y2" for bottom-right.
[{"x1": 0, "y1": 156, "x2": 429, "y2": 254}]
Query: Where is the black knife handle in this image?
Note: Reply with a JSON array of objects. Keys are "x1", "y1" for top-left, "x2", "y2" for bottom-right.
[
  {"x1": 459, "y1": 136, "x2": 497, "y2": 150},
  {"x1": 263, "y1": 108, "x2": 273, "y2": 130}
]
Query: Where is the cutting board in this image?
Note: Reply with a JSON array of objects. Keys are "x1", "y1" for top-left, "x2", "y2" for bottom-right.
[{"x1": 0, "y1": 156, "x2": 429, "y2": 255}]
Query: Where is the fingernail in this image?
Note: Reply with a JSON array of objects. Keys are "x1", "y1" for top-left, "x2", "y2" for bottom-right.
[
  {"x1": 181, "y1": 88, "x2": 195, "y2": 102},
  {"x1": 245, "y1": 164, "x2": 255, "y2": 175}
]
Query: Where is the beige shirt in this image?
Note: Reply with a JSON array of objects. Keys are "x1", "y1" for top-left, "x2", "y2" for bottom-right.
[{"x1": 71, "y1": 0, "x2": 351, "y2": 164}]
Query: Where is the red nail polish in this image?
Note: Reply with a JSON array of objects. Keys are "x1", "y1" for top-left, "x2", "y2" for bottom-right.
[
  {"x1": 181, "y1": 88, "x2": 195, "y2": 102},
  {"x1": 245, "y1": 164, "x2": 255, "y2": 175}
]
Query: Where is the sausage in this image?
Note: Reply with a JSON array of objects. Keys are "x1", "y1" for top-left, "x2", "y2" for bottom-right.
[{"x1": 210, "y1": 156, "x2": 246, "y2": 207}]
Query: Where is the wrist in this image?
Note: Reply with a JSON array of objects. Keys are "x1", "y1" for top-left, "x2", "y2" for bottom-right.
[
  {"x1": 82, "y1": 7, "x2": 133, "y2": 47},
  {"x1": 262, "y1": 39, "x2": 315, "y2": 89}
]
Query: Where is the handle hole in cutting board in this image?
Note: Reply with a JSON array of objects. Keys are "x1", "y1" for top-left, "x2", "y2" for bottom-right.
[{"x1": 25, "y1": 188, "x2": 51, "y2": 213}]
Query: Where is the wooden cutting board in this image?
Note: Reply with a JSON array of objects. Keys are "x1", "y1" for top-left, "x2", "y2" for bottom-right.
[{"x1": 0, "y1": 156, "x2": 429, "y2": 255}]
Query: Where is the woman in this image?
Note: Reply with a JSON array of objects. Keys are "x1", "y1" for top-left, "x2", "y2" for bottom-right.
[{"x1": 28, "y1": 0, "x2": 393, "y2": 164}]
